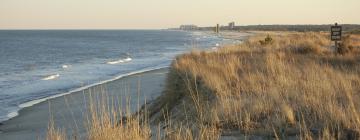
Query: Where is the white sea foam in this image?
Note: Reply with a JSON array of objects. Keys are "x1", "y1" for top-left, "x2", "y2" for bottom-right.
[
  {"x1": 62, "y1": 65, "x2": 70, "y2": 69},
  {"x1": 107, "y1": 57, "x2": 132, "y2": 65},
  {"x1": 6, "y1": 111, "x2": 18, "y2": 119},
  {"x1": 42, "y1": 74, "x2": 60, "y2": 81}
]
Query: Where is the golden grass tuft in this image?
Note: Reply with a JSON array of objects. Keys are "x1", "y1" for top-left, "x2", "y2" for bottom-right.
[
  {"x1": 339, "y1": 34, "x2": 360, "y2": 55},
  {"x1": 46, "y1": 92, "x2": 151, "y2": 140},
  {"x1": 46, "y1": 120, "x2": 66, "y2": 140},
  {"x1": 85, "y1": 94, "x2": 151, "y2": 140}
]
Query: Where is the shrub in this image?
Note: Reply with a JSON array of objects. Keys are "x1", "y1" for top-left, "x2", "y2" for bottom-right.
[{"x1": 259, "y1": 35, "x2": 273, "y2": 45}]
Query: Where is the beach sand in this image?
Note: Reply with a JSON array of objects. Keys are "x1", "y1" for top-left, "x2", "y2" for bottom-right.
[{"x1": 0, "y1": 68, "x2": 168, "y2": 140}]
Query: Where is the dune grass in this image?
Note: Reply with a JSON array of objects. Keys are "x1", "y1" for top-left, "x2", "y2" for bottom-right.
[
  {"x1": 47, "y1": 32, "x2": 360, "y2": 140},
  {"x1": 46, "y1": 91, "x2": 151, "y2": 140},
  {"x1": 46, "y1": 120, "x2": 66, "y2": 140},
  {"x1": 160, "y1": 32, "x2": 360, "y2": 139}
]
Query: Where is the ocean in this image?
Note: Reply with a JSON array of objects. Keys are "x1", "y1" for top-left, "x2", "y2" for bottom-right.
[{"x1": 0, "y1": 30, "x2": 232, "y2": 122}]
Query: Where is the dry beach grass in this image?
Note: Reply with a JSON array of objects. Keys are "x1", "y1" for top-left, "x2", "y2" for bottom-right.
[
  {"x1": 160, "y1": 32, "x2": 360, "y2": 139},
  {"x1": 47, "y1": 32, "x2": 360, "y2": 140}
]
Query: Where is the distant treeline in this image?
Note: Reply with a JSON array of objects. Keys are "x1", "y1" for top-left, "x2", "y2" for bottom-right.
[{"x1": 196, "y1": 24, "x2": 360, "y2": 32}]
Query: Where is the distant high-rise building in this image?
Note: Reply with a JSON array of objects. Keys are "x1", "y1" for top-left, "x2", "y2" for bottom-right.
[
  {"x1": 228, "y1": 22, "x2": 235, "y2": 30},
  {"x1": 179, "y1": 25, "x2": 198, "y2": 30}
]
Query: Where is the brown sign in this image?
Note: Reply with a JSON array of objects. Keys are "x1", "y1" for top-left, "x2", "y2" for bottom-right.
[{"x1": 331, "y1": 24, "x2": 342, "y2": 41}]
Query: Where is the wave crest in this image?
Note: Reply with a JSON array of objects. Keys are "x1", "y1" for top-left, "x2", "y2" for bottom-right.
[
  {"x1": 42, "y1": 74, "x2": 60, "y2": 81},
  {"x1": 107, "y1": 57, "x2": 132, "y2": 65}
]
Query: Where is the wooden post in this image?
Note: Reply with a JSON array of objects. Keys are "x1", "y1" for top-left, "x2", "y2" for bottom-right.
[{"x1": 335, "y1": 40, "x2": 338, "y2": 49}]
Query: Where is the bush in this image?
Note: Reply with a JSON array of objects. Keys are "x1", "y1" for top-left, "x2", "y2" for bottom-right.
[{"x1": 259, "y1": 35, "x2": 273, "y2": 45}]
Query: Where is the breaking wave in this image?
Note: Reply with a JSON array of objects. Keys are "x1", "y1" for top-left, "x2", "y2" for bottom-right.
[
  {"x1": 42, "y1": 74, "x2": 60, "y2": 81},
  {"x1": 107, "y1": 57, "x2": 132, "y2": 65}
]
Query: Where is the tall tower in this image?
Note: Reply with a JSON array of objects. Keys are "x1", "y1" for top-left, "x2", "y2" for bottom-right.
[{"x1": 228, "y1": 22, "x2": 235, "y2": 30}]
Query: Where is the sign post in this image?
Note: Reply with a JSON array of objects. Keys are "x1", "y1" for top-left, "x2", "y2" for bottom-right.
[{"x1": 331, "y1": 23, "x2": 342, "y2": 49}]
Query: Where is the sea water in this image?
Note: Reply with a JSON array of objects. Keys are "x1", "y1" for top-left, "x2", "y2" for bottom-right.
[{"x1": 0, "y1": 30, "x2": 231, "y2": 122}]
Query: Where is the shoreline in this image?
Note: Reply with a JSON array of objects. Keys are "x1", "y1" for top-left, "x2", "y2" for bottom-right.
[
  {"x1": 0, "y1": 68, "x2": 169, "y2": 140},
  {"x1": 0, "y1": 32, "x2": 229, "y2": 122},
  {"x1": 1, "y1": 66, "x2": 169, "y2": 123},
  {"x1": 1, "y1": 30, "x2": 249, "y2": 123}
]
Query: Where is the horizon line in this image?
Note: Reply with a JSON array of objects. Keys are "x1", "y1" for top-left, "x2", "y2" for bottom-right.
[{"x1": 1, "y1": 23, "x2": 360, "y2": 30}]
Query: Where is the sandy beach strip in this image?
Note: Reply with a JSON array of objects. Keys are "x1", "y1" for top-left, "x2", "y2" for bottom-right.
[{"x1": 0, "y1": 68, "x2": 168, "y2": 140}]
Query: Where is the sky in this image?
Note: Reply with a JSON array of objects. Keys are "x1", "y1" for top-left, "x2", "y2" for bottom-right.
[{"x1": 0, "y1": 0, "x2": 359, "y2": 29}]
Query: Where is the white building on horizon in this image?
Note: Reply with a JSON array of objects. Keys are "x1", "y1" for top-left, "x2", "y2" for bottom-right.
[{"x1": 179, "y1": 25, "x2": 198, "y2": 30}]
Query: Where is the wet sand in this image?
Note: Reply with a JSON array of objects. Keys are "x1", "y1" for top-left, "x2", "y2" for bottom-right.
[{"x1": 0, "y1": 68, "x2": 168, "y2": 140}]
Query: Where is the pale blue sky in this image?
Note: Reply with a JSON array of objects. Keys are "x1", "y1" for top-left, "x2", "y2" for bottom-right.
[{"x1": 0, "y1": 0, "x2": 359, "y2": 29}]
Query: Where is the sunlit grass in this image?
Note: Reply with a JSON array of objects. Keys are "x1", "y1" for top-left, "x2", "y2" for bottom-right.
[
  {"x1": 47, "y1": 32, "x2": 360, "y2": 140},
  {"x1": 162, "y1": 32, "x2": 360, "y2": 139}
]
